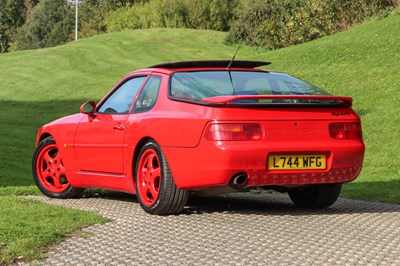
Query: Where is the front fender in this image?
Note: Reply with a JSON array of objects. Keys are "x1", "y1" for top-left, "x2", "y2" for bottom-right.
[{"x1": 36, "y1": 113, "x2": 85, "y2": 171}]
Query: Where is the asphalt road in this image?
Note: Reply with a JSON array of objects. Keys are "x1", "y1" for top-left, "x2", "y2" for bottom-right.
[{"x1": 29, "y1": 192, "x2": 400, "y2": 265}]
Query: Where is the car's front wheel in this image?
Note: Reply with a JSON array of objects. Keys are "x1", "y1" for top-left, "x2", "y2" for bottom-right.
[
  {"x1": 288, "y1": 184, "x2": 342, "y2": 208},
  {"x1": 135, "y1": 140, "x2": 189, "y2": 215},
  {"x1": 32, "y1": 136, "x2": 85, "y2": 198}
]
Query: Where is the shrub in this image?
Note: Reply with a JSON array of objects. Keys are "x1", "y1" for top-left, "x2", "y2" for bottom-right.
[
  {"x1": 226, "y1": 0, "x2": 399, "y2": 49},
  {"x1": 77, "y1": 2, "x2": 107, "y2": 38},
  {"x1": 104, "y1": 0, "x2": 238, "y2": 32}
]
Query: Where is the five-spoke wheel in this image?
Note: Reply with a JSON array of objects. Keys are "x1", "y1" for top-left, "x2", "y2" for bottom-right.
[
  {"x1": 32, "y1": 136, "x2": 84, "y2": 198},
  {"x1": 137, "y1": 149, "x2": 161, "y2": 207},
  {"x1": 135, "y1": 140, "x2": 189, "y2": 215}
]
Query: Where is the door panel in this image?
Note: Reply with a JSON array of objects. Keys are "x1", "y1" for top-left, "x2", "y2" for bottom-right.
[
  {"x1": 74, "y1": 114, "x2": 128, "y2": 174},
  {"x1": 73, "y1": 76, "x2": 147, "y2": 174}
]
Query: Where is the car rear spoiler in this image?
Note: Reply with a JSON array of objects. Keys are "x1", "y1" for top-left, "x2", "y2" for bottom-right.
[{"x1": 202, "y1": 95, "x2": 353, "y2": 107}]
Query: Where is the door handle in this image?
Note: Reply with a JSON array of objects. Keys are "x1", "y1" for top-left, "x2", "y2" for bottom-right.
[{"x1": 114, "y1": 124, "x2": 125, "y2": 130}]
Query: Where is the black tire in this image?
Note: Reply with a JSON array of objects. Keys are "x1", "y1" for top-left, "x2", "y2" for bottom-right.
[
  {"x1": 135, "y1": 140, "x2": 189, "y2": 215},
  {"x1": 288, "y1": 184, "x2": 342, "y2": 208},
  {"x1": 32, "y1": 136, "x2": 85, "y2": 198}
]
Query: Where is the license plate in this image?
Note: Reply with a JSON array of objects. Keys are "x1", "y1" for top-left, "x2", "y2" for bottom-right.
[{"x1": 268, "y1": 154, "x2": 326, "y2": 170}]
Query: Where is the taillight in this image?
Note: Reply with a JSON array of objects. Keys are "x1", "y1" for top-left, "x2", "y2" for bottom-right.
[
  {"x1": 205, "y1": 123, "x2": 263, "y2": 141},
  {"x1": 329, "y1": 122, "x2": 362, "y2": 139}
]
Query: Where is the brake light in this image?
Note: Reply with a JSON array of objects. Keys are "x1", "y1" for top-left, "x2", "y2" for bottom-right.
[
  {"x1": 205, "y1": 124, "x2": 263, "y2": 141},
  {"x1": 329, "y1": 122, "x2": 362, "y2": 139}
]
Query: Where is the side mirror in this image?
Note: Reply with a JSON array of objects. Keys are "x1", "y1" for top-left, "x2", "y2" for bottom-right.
[{"x1": 80, "y1": 101, "x2": 96, "y2": 115}]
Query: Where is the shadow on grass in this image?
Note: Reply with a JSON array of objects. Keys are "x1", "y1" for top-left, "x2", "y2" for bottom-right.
[{"x1": 0, "y1": 99, "x2": 90, "y2": 187}]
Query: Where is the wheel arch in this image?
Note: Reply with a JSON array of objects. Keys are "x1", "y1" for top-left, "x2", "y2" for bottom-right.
[
  {"x1": 32, "y1": 135, "x2": 85, "y2": 198},
  {"x1": 132, "y1": 137, "x2": 155, "y2": 179},
  {"x1": 37, "y1": 132, "x2": 53, "y2": 146},
  {"x1": 132, "y1": 137, "x2": 189, "y2": 214},
  {"x1": 131, "y1": 137, "x2": 182, "y2": 188}
]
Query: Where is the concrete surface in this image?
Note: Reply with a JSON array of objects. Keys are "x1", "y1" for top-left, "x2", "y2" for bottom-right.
[{"x1": 29, "y1": 192, "x2": 400, "y2": 265}]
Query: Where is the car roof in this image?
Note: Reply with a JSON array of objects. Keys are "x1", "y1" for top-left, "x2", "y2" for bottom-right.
[{"x1": 148, "y1": 60, "x2": 271, "y2": 69}]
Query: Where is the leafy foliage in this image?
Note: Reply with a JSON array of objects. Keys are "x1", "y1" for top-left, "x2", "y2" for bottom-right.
[
  {"x1": 102, "y1": 0, "x2": 147, "y2": 11},
  {"x1": 226, "y1": 0, "x2": 399, "y2": 49},
  {"x1": 75, "y1": 1, "x2": 106, "y2": 39},
  {"x1": 0, "y1": 0, "x2": 26, "y2": 52},
  {"x1": 3, "y1": 0, "x2": 398, "y2": 52},
  {"x1": 71, "y1": 0, "x2": 147, "y2": 39},
  {"x1": 14, "y1": 0, "x2": 73, "y2": 50},
  {"x1": 105, "y1": 0, "x2": 238, "y2": 32}
]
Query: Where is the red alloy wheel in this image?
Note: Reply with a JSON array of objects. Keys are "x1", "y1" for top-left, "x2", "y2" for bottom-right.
[
  {"x1": 137, "y1": 149, "x2": 162, "y2": 206},
  {"x1": 35, "y1": 144, "x2": 69, "y2": 193}
]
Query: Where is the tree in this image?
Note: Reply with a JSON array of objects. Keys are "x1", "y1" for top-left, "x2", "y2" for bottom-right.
[
  {"x1": 0, "y1": 0, "x2": 25, "y2": 52},
  {"x1": 23, "y1": 0, "x2": 40, "y2": 17},
  {"x1": 14, "y1": 0, "x2": 73, "y2": 50},
  {"x1": 102, "y1": 0, "x2": 147, "y2": 11}
]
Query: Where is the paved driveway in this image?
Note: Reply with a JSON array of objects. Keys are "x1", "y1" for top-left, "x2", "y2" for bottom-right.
[{"x1": 30, "y1": 192, "x2": 400, "y2": 265}]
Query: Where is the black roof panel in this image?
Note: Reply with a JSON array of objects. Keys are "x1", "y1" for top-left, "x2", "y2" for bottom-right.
[{"x1": 149, "y1": 60, "x2": 271, "y2": 69}]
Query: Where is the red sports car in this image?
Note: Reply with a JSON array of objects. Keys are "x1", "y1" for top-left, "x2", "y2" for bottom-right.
[{"x1": 33, "y1": 60, "x2": 364, "y2": 215}]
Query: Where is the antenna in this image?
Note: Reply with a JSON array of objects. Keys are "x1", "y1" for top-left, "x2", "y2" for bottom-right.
[
  {"x1": 227, "y1": 41, "x2": 243, "y2": 93},
  {"x1": 226, "y1": 41, "x2": 243, "y2": 70}
]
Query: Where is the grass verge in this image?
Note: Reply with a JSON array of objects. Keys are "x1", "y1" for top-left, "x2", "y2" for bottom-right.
[{"x1": 0, "y1": 196, "x2": 106, "y2": 265}]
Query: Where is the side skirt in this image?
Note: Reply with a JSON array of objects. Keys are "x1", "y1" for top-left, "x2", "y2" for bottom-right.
[{"x1": 66, "y1": 170, "x2": 136, "y2": 194}]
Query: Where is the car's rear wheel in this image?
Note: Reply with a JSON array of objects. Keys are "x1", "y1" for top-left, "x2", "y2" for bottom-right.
[
  {"x1": 32, "y1": 136, "x2": 85, "y2": 198},
  {"x1": 288, "y1": 184, "x2": 342, "y2": 208},
  {"x1": 135, "y1": 140, "x2": 189, "y2": 215}
]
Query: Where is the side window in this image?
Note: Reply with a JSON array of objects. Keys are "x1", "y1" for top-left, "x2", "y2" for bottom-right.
[
  {"x1": 98, "y1": 76, "x2": 147, "y2": 114},
  {"x1": 133, "y1": 76, "x2": 162, "y2": 113}
]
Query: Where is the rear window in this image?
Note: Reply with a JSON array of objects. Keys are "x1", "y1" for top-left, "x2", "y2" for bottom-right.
[{"x1": 170, "y1": 71, "x2": 332, "y2": 104}]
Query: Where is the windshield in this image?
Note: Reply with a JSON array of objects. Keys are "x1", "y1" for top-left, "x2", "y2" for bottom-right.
[{"x1": 170, "y1": 71, "x2": 332, "y2": 104}]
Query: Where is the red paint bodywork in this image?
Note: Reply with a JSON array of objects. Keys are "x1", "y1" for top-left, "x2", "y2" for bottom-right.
[{"x1": 35, "y1": 65, "x2": 365, "y2": 194}]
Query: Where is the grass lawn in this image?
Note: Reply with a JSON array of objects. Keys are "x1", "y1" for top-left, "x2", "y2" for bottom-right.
[
  {"x1": 0, "y1": 195, "x2": 106, "y2": 264},
  {"x1": 0, "y1": 10, "x2": 399, "y2": 264}
]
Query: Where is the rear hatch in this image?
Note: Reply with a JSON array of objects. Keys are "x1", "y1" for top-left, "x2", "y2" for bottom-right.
[{"x1": 204, "y1": 95, "x2": 362, "y2": 172}]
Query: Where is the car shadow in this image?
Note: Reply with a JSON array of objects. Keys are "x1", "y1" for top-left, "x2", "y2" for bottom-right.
[
  {"x1": 183, "y1": 192, "x2": 400, "y2": 216},
  {"x1": 81, "y1": 189, "x2": 400, "y2": 216}
]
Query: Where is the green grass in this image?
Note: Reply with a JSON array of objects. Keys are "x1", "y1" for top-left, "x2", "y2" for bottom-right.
[
  {"x1": 0, "y1": 196, "x2": 106, "y2": 264},
  {"x1": 0, "y1": 186, "x2": 40, "y2": 196},
  {"x1": 0, "y1": 10, "x2": 399, "y2": 264}
]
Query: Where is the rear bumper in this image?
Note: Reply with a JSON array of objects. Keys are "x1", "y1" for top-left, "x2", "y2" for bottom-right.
[{"x1": 163, "y1": 140, "x2": 364, "y2": 189}]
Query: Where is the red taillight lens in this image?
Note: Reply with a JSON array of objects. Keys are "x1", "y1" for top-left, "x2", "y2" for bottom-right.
[
  {"x1": 329, "y1": 122, "x2": 362, "y2": 139},
  {"x1": 205, "y1": 123, "x2": 263, "y2": 141}
]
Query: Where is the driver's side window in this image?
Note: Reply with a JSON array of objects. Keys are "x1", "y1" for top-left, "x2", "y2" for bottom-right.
[{"x1": 98, "y1": 76, "x2": 147, "y2": 114}]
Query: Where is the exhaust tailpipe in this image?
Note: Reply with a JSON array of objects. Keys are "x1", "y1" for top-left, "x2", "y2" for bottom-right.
[
  {"x1": 195, "y1": 172, "x2": 249, "y2": 197},
  {"x1": 229, "y1": 172, "x2": 248, "y2": 190}
]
